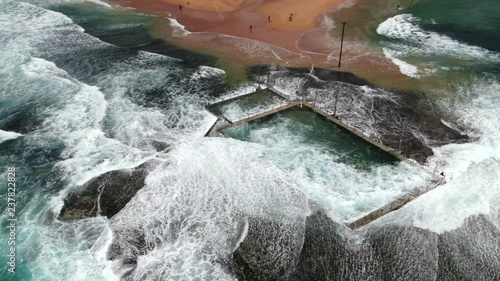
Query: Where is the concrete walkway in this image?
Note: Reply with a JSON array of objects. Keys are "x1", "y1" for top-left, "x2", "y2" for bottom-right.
[
  {"x1": 267, "y1": 86, "x2": 291, "y2": 101},
  {"x1": 208, "y1": 88, "x2": 259, "y2": 107},
  {"x1": 208, "y1": 86, "x2": 288, "y2": 108},
  {"x1": 231, "y1": 101, "x2": 301, "y2": 126},
  {"x1": 347, "y1": 178, "x2": 445, "y2": 229}
]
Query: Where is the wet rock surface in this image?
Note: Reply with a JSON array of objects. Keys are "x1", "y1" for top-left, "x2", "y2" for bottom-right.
[
  {"x1": 230, "y1": 208, "x2": 500, "y2": 281},
  {"x1": 96, "y1": 206, "x2": 499, "y2": 281},
  {"x1": 251, "y1": 66, "x2": 469, "y2": 164},
  {"x1": 437, "y1": 215, "x2": 500, "y2": 281},
  {"x1": 231, "y1": 216, "x2": 304, "y2": 281},
  {"x1": 59, "y1": 161, "x2": 153, "y2": 219}
]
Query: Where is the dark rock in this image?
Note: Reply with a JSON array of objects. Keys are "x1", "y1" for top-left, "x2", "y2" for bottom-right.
[
  {"x1": 228, "y1": 209, "x2": 349, "y2": 281},
  {"x1": 289, "y1": 210, "x2": 386, "y2": 281},
  {"x1": 231, "y1": 215, "x2": 305, "y2": 281},
  {"x1": 256, "y1": 66, "x2": 470, "y2": 164},
  {"x1": 368, "y1": 225, "x2": 438, "y2": 281},
  {"x1": 233, "y1": 209, "x2": 442, "y2": 281},
  {"x1": 437, "y1": 215, "x2": 500, "y2": 281},
  {"x1": 60, "y1": 195, "x2": 99, "y2": 219},
  {"x1": 99, "y1": 204, "x2": 500, "y2": 280},
  {"x1": 289, "y1": 210, "x2": 355, "y2": 281},
  {"x1": 150, "y1": 140, "x2": 170, "y2": 152},
  {"x1": 381, "y1": 133, "x2": 434, "y2": 163},
  {"x1": 59, "y1": 161, "x2": 154, "y2": 219},
  {"x1": 352, "y1": 87, "x2": 468, "y2": 164}
]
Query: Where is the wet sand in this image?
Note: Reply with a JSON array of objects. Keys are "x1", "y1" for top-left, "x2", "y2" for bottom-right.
[
  {"x1": 109, "y1": 0, "x2": 441, "y2": 91},
  {"x1": 111, "y1": 0, "x2": 337, "y2": 52}
]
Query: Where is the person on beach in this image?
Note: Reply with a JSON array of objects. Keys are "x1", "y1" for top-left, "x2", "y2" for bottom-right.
[
  {"x1": 249, "y1": 25, "x2": 252, "y2": 33},
  {"x1": 179, "y1": 5, "x2": 182, "y2": 11},
  {"x1": 289, "y1": 15, "x2": 292, "y2": 21},
  {"x1": 268, "y1": 16, "x2": 271, "y2": 22}
]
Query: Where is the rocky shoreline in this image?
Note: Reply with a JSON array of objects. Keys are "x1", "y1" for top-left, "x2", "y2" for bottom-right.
[
  {"x1": 252, "y1": 66, "x2": 470, "y2": 163},
  {"x1": 59, "y1": 161, "x2": 154, "y2": 220},
  {"x1": 58, "y1": 65, "x2": 473, "y2": 280}
]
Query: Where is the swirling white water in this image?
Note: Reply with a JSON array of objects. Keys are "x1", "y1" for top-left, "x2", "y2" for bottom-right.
[
  {"x1": 377, "y1": 13, "x2": 500, "y2": 78},
  {"x1": 376, "y1": 13, "x2": 500, "y2": 233},
  {"x1": 0, "y1": 1, "x2": 499, "y2": 280}
]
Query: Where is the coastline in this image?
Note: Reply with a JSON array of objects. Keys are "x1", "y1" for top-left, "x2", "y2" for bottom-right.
[
  {"x1": 107, "y1": 0, "x2": 446, "y2": 91},
  {"x1": 3, "y1": 1, "x2": 500, "y2": 280},
  {"x1": 111, "y1": 0, "x2": 415, "y2": 88}
]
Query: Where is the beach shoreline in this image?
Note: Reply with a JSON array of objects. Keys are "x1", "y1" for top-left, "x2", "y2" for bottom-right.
[
  {"x1": 107, "y1": 0, "x2": 434, "y2": 90},
  {"x1": 110, "y1": 0, "x2": 348, "y2": 52}
]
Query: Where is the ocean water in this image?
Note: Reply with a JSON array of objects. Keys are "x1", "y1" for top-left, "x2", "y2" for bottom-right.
[
  {"x1": 0, "y1": 1, "x2": 225, "y2": 280},
  {"x1": 372, "y1": 0, "x2": 500, "y2": 278},
  {"x1": 376, "y1": 0, "x2": 500, "y2": 78},
  {"x1": 0, "y1": 0, "x2": 499, "y2": 280}
]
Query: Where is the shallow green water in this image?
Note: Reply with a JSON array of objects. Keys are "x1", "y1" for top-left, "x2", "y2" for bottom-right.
[
  {"x1": 1, "y1": 0, "x2": 500, "y2": 280},
  {"x1": 225, "y1": 107, "x2": 398, "y2": 170}
]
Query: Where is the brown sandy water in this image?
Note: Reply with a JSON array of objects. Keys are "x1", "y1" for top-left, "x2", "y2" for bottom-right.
[{"x1": 110, "y1": 0, "x2": 456, "y2": 94}]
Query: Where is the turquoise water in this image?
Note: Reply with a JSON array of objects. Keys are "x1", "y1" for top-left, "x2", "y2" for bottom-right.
[
  {"x1": 410, "y1": 0, "x2": 500, "y2": 53},
  {"x1": 225, "y1": 107, "x2": 398, "y2": 170},
  {"x1": 376, "y1": 0, "x2": 500, "y2": 78},
  {"x1": 0, "y1": 0, "x2": 500, "y2": 280},
  {"x1": 0, "y1": 1, "x2": 226, "y2": 280},
  {"x1": 374, "y1": 2, "x2": 500, "y2": 278}
]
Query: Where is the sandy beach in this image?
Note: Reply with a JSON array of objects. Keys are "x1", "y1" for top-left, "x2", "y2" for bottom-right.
[
  {"x1": 110, "y1": 0, "x2": 422, "y2": 89},
  {"x1": 112, "y1": 0, "x2": 346, "y2": 52}
]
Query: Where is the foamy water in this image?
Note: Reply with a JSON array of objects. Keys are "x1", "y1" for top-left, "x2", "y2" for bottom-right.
[
  {"x1": 0, "y1": 129, "x2": 23, "y2": 143},
  {"x1": 110, "y1": 138, "x2": 309, "y2": 279},
  {"x1": 378, "y1": 77, "x2": 500, "y2": 233},
  {"x1": 377, "y1": 14, "x2": 500, "y2": 77},
  {"x1": 1, "y1": 1, "x2": 500, "y2": 280},
  {"x1": 0, "y1": 2, "x2": 222, "y2": 280},
  {"x1": 372, "y1": 12, "x2": 500, "y2": 234}
]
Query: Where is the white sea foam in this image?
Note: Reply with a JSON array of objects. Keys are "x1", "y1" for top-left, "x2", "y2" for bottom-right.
[
  {"x1": 29, "y1": 216, "x2": 118, "y2": 281},
  {"x1": 377, "y1": 14, "x2": 500, "y2": 61},
  {"x1": 227, "y1": 115, "x2": 431, "y2": 222},
  {"x1": 168, "y1": 18, "x2": 191, "y2": 36},
  {"x1": 16, "y1": 56, "x2": 152, "y2": 188},
  {"x1": 18, "y1": 0, "x2": 112, "y2": 8},
  {"x1": 191, "y1": 65, "x2": 226, "y2": 80},
  {"x1": 272, "y1": 75, "x2": 308, "y2": 99},
  {"x1": 0, "y1": 2, "x2": 231, "y2": 281},
  {"x1": 85, "y1": 0, "x2": 112, "y2": 8},
  {"x1": 377, "y1": 14, "x2": 500, "y2": 77},
  {"x1": 378, "y1": 78, "x2": 500, "y2": 233},
  {"x1": 0, "y1": 129, "x2": 23, "y2": 143},
  {"x1": 1, "y1": 2, "x2": 83, "y2": 32},
  {"x1": 213, "y1": 83, "x2": 258, "y2": 103},
  {"x1": 215, "y1": 92, "x2": 284, "y2": 122},
  {"x1": 4, "y1": 2, "x2": 500, "y2": 280},
  {"x1": 382, "y1": 48, "x2": 420, "y2": 78},
  {"x1": 374, "y1": 13, "x2": 500, "y2": 233},
  {"x1": 110, "y1": 138, "x2": 309, "y2": 280}
]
